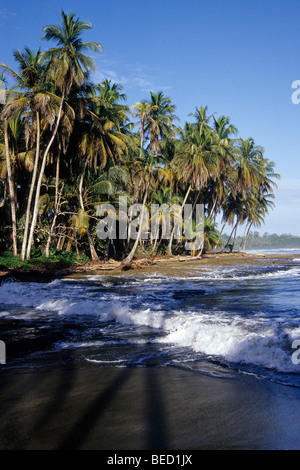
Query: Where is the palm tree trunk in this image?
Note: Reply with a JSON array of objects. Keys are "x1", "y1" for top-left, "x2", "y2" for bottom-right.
[
  {"x1": 121, "y1": 184, "x2": 149, "y2": 267},
  {"x1": 150, "y1": 226, "x2": 160, "y2": 256},
  {"x1": 208, "y1": 198, "x2": 218, "y2": 219},
  {"x1": 238, "y1": 221, "x2": 249, "y2": 253},
  {"x1": 21, "y1": 111, "x2": 40, "y2": 261},
  {"x1": 231, "y1": 223, "x2": 239, "y2": 252},
  {"x1": 78, "y1": 160, "x2": 98, "y2": 261},
  {"x1": 192, "y1": 189, "x2": 201, "y2": 215},
  {"x1": 45, "y1": 146, "x2": 62, "y2": 257},
  {"x1": 221, "y1": 221, "x2": 237, "y2": 252},
  {"x1": 140, "y1": 116, "x2": 144, "y2": 151},
  {"x1": 4, "y1": 120, "x2": 17, "y2": 256},
  {"x1": 194, "y1": 239, "x2": 205, "y2": 259},
  {"x1": 242, "y1": 222, "x2": 253, "y2": 252},
  {"x1": 213, "y1": 220, "x2": 226, "y2": 252},
  {"x1": 26, "y1": 90, "x2": 65, "y2": 260},
  {"x1": 167, "y1": 184, "x2": 191, "y2": 255}
]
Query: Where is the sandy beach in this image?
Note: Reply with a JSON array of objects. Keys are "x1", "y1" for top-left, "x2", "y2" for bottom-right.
[
  {"x1": 1, "y1": 363, "x2": 300, "y2": 450},
  {"x1": 2, "y1": 252, "x2": 300, "y2": 283}
]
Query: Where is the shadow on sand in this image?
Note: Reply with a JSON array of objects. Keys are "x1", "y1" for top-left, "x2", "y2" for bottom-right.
[{"x1": 0, "y1": 353, "x2": 171, "y2": 450}]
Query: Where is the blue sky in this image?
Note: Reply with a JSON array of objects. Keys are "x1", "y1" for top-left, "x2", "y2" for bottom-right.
[{"x1": 1, "y1": 0, "x2": 300, "y2": 235}]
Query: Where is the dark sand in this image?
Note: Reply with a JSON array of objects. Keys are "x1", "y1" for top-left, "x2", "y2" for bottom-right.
[{"x1": 1, "y1": 364, "x2": 300, "y2": 450}]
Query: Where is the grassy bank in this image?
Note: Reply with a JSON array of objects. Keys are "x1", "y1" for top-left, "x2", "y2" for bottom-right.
[{"x1": 0, "y1": 249, "x2": 89, "y2": 277}]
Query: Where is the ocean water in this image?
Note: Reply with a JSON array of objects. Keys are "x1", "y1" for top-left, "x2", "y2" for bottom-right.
[{"x1": 0, "y1": 255, "x2": 300, "y2": 388}]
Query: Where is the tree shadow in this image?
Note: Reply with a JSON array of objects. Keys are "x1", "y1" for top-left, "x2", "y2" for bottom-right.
[
  {"x1": 57, "y1": 363, "x2": 134, "y2": 450},
  {"x1": 56, "y1": 360, "x2": 170, "y2": 450},
  {"x1": 144, "y1": 365, "x2": 169, "y2": 449}
]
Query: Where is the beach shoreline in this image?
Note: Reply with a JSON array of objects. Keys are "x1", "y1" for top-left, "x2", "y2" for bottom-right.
[
  {"x1": 1, "y1": 252, "x2": 300, "y2": 450},
  {"x1": 1, "y1": 252, "x2": 300, "y2": 282}
]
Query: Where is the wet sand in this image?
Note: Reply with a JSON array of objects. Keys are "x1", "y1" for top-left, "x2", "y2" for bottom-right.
[
  {"x1": 69, "y1": 252, "x2": 300, "y2": 280},
  {"x1": 1, "y1": 363, "x2": 300, "y2": 450}
]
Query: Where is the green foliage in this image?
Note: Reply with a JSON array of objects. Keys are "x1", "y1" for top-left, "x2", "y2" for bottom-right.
[
  {"x1": 0, "y1": 11, "x2": 280, "y2": 264},
  {"x1": 0, "y1": 248, "x2": 89, "y2": 270},
  {"x1": 0, "y1": 251, "x2": 31, "y2": 269}
]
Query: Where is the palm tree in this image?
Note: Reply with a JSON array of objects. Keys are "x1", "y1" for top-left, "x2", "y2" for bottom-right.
[
  {"x1": 144, "y1": 91, "x2": 178, "y2": 153},
  {"x1": 132, "y1": 100, "x2": 157, "y2": 152},
  {"x1": 212, "y1": 115, "x2": 238, "y2": 142},
  {"x1": 77, "y1": 82, "x2": 129, "y2": 260},
  {"x1": 2, "y1": 117, "x2": 18, "y2": 255},
  {"x1": 2, "y1": 48, "x2": 56, "y2": 260},
  {"x1": 149, "y1": 186, "x2": 182, "y2": 255},
  {"x1": 26, "y1": 11, "x2": 102, "y2": 260},
  {"x1": 238, "y1": 156, "x2": 279, "y2": 252},
  {"x1": 42, "y1": 11, "x2": 102, "y2": 97},
  {"x1": 234, "y1": 137, "x2": 264, "y2": 198},
  {"x1": 121, "y1": 151, "x2": 162, "y2": 267},
  {"x1": 205, "y1": 115, "x2": 237, "y2": 220}
]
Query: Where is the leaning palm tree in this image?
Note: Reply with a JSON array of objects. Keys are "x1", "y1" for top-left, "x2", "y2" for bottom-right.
[
  {"x1": 238, "y1": 155, "x2": 279, "y2": 252},
  {"x1": 2, "y1": 116, "x2": 18, "y2": 255},
  {"x1": 170, "y1": 119, "x2": 223, "y2": 243},
  {"x1": 25, "y1": 10, "x2": 102, "y2": 260},
  {"x1": 239, "y1": 195, "x2": 273, "y2": 252},
  {"x1": 0, "y1": 68, "x2": 22, "y2": 257},
  {"x1": 2, "y1": 48, "x2": 61, "y2": 261},
  {"x1": 205, "y1": 115, "x2": 238, "y2": 220}
]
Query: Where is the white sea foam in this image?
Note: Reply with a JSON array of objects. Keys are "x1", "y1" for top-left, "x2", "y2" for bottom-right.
[
  {"x1": 108, "y1": 306, "x2": 300, "y2": 374},
  {"x1": 173, "y1": 266, "x2": 300, "y2": 281},
  {"x1": 1, "y1": 277, "x2": 300, "y2": 376},
  {"x1": 86, "y1": 358, "x2": 125, "y2": 365},
  {"x1": 114, "y1": 308, "x2": 300, "y2": 374}
]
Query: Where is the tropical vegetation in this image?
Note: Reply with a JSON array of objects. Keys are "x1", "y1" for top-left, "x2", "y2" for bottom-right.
[{"x1": 0, "y1": 11, "x2": 280, "y2": 269}]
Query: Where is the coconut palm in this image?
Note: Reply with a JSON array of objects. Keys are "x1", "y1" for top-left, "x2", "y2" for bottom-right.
[
  {"x1": 149, "y1": 186, "x2": 182, "y2": 255},
  {"x1": 234, "y1": 137, "x2": 264, "y2": 198},
  {"x1": 25, "y1": 11, "x2": 102, "y2": 260},
  {"x1": 131, "y1": 100, "x2": 157, "y2": 152},
  {"x1": 1, "y1": 48, "x2": 57, "y2": 260},
  {"x1": 121, "y1": 151, "x2": 164, "y2": 267},
  {"x1": 2, "y1": 117, "x2": 18, "y2": 255},
  {"x1": 77, "y1": 88, "x2": 129, "y2": 260},
  {"x1": 144, "y1": 91, "x2": 178, "y2": 153}
]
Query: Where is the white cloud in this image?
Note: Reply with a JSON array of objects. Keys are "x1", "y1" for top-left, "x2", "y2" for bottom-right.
[
  {"x1": 92, "y1": 59, "x2": 171, "y2": 94},
  {"x1": 92, "y1": 67, "x2": 154, "y2": 91}
]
